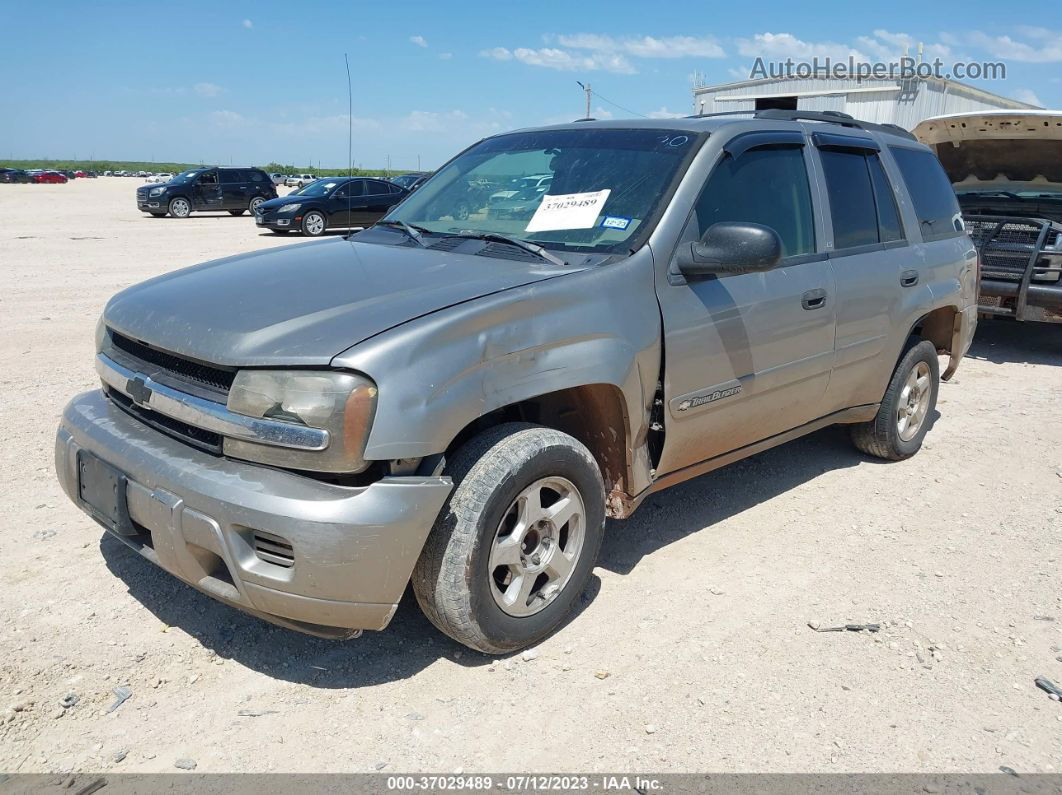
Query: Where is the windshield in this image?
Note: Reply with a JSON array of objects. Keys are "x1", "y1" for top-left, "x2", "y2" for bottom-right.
[
  {"x1": 384, "y1": 128, "x2": 703, "y2": 253},
  {"x1": 291, "y1": 179, "x2": 343, "y2": 197},
  {"x1": 172, "y1": 170, "x2": 201, "y2": 183}
]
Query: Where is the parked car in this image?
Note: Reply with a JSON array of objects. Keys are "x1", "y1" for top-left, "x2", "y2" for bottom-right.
[
  {"x1": 285, "y1": 174, "x2": 316, "y2": 188},
  {"x1": 914, "y1": 110, "x2": 1062, "y2": 325},
  {"x1": 255, "y1": 176, "x2": 407, "y2": 236},
  {"x1": 0, "y1": 168, "x2": 32, "y2": 183},
  {"x1": 388, "y1": 172, "x2": 430, "y2": 190},
  {"x1": 34, "y1": 170, "x2": 68, "y2": 184},
  {"x1": 489, "y1": 173, "x2": 553, "y2": 203},
  {"x1": 136, "y1": 167, "x2": 278, "y2": 218},
  {"x1": 269, "y1": 173, "x2": 286, "y2": 186},
  {"x1": 145, "y1": 173, "x2": 174, "y2": 184},
  {"x1": 486, "y1": 184, "x2": 551, "y2": 220},
  {"x1": 55, "y1": 111, "x2": 975, "y2": 653}
]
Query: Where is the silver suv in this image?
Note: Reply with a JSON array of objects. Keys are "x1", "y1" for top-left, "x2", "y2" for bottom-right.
[{"x1": 55, "y1": 111, "x2": 977, "y2": 653}]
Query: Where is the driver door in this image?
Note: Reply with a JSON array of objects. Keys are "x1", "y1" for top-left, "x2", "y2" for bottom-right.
[
  {"x1": 194, "y1": 170, "x2": 222, "y2": 211},
  {"x1": 654, "y1": 136, "x2": 837, "y2": 475}
]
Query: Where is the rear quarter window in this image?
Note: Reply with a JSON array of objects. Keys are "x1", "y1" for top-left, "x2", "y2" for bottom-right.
[{"x1": 889, "y1": 146, "x2": 963, "y2": 241}]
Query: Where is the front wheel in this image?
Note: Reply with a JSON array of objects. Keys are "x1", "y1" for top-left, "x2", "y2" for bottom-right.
[
  {"x1": 301, "y1": 210, "x2": 326, "y2": 236},
  {"x1": 412, "y1": 423, "x2": 605, "y2": 653},
  {"x1": 168, "y1": 197, "x2": 191, "y2": 218},
  {"x1": 851, "y1": 338, "x2": 939, "y2": 460}
]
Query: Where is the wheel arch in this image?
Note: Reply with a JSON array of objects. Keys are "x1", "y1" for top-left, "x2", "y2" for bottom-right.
[{"x1": 443, "y1": 383, "x2": 634, "y2": 518}]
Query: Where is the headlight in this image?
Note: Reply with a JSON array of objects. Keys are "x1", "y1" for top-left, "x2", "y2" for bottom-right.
[
  {"x1": 149, "y1": 187, "x2": 165, "y2": 196},
  {"x1": 278, "y1": 203, "x2": 301, "y2": 213},
  {"x1": 225, "y1": 370, "x2": 377, "y2": 473}
]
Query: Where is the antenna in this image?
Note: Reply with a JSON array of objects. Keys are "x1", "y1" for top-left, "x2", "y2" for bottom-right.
[{"x1": 344, "y1": 52, "x2": 353, "y2": 239}]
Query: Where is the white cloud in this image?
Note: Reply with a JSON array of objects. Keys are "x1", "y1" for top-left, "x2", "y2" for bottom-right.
[
  {"x1": 1012, "y1": 88, "x2": 1043, "y2": 105},
  {"x1": 410, "y1": 35, "x2": 428, "y2": 48},
  {"x1": 592, "y1": 107, "x2": 614, "y2": 119},
  {"x1": 438, "y1": 52, "x2": 453, "y2": 60},
  {"x1": 193, "y1": 82, "x2": 224, "y2": 98},
  {"x1": 736, "y1": 32, "x2": 868, "y2": 61},
  {"x1": 242, "y1": 19, "x2": 253, "y2": 29},
  {"x1": 209, "y1": 110, "x2": 247, "y2": 128},
  {"x1": 482, "y1": 46, "x2": 636, "y2": 74},
  {"x1": 554, "y1": 33, "x2": 725, "y2": 59},
  {"x1": 647, "y1": 106, "x2": 685, "y2": 119},
  {"x1": 480, "y1": 47, "x2": 512, "y2": 61},
  {"x1": 963, "y1": 27, "x2": 1062, "y2": 62}
]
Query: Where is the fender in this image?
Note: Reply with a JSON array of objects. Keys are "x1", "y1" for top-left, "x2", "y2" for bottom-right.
[{"x1": 332, "y1": 251, "x2": 662, "y2": 494}]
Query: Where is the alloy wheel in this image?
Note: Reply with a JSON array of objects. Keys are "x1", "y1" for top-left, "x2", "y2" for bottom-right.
[{"x1": 488, "y1": 476, "x2": 585, "y2": 617}]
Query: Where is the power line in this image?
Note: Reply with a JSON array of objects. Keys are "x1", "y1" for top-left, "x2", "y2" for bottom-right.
[{"x1": 588, "y1": 88, "x2": 648, "y2": 119}]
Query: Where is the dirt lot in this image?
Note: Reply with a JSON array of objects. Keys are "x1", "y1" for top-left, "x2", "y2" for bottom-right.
[{"x1": 1, "y1": 177, "x2": 1060, "y2": 775}]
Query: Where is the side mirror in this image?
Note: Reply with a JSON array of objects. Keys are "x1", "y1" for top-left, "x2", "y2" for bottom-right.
[{"x1": 675, "y1": 222, "x2": 783, "y2": 278}]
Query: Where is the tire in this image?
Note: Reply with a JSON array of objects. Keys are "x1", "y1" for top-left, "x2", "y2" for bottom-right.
[
  {"x1": 228, "y1": 209, "x2": 245, "y2": 216},
  {"x1": 412, "y1": 423, "x2": 605, "y2": 653},
  {"x1": 851, "y1": 338, "x2": 939, "y2": 460},
  {"x1": 301, "y1": 210, "x2": 326, "y2": 236},
  {"x1": 168, "y1": 197, "x2": 191, "y2": 218},
  {"x1": 453, "y1": 201, "x2": 471, "y2": 221},
  {"x1": 249, "y1": 196, "x2": 265, "y2": 214}
]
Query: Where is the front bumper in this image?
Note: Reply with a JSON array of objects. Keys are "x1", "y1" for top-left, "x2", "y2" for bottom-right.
[
  {"x1": 980, "y1": 279, "x2": 1062, "y2": 323},
  {"x1": 255, "y1": 214, "x2": 294, "y2": 229},
  {"x1": 55, "y1": 390, "x2": 453, "y2": 638}
]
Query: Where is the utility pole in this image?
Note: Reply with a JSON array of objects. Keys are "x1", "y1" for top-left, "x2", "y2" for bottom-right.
[{"x1": 576, "y1": 81, "x2": 592, "y2": 119}]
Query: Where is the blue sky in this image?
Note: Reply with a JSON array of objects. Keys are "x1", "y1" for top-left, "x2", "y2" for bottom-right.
[{"x1": 1, "y1": 0, "x2": 1060, "y2": 169}]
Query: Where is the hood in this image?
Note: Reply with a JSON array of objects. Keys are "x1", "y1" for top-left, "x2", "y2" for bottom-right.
[
  {"x1": 257, "y1": 195, "x2": 314, "y2": 211},
  {"x1": 913, "y1": 111, "x2": 1062, "y2": 193},
  {"x1": 103, "y1": 237, "x2": 588, "y2": 367}
]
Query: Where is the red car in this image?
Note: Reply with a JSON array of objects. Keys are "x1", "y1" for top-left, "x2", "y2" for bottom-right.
[
  {"x1": 74, "y1": 170, "x2": 87, "y2": 178},
  {"x1": 33, "y1": 171, "x2": 68, "y2": 184}
]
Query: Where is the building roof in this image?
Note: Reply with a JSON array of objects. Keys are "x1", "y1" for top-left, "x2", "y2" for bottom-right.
[{"x1": 693, "y1": 74, "x2": 1038, "y2": 110}]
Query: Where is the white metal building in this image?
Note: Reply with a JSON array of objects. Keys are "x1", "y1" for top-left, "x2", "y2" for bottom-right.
[{"x1": 691, "y1": 75, "x2": 1037, "y2": 129}]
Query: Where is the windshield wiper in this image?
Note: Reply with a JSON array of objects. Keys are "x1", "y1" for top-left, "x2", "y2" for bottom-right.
[
  {"x1": 444, "y1": 232, "x2": 568, "y2": 267},
  {"x1": 373, "y1": 219, "x2": 430, "y2": 247}
]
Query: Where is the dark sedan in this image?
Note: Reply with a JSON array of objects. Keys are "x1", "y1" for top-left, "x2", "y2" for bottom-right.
[
  {"x1": 255, "y1": 176, "x2": 408, "y2": 236},
  {"x1": 0, "y1": 168, "x2": 32, "y2": 183}
]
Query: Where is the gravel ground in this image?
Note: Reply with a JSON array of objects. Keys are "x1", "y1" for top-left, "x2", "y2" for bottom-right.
[{"x1": 1, "y1": 178, "x2": 1061, "y2": 774}]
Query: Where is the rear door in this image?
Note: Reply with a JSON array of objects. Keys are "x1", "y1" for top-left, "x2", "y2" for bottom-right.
[
  {"x1": 361, "y1": 179, "x2": 400, "y2": 224},
  {"x1": 219, "y1": 168, "x2": 247, "y2": 209},
  {"x1": 655, "y1": 132, "x2": 837, "y2": 474},
  {"x1": 812, "y1": 133, "x2": 911, "y2": 412}
]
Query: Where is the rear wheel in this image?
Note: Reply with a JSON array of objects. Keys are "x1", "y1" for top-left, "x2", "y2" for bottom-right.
[
  {"x1": 168, "y1": 197, "x2": 191, "y2": 218},
  {"x1": 301, "y1": 210, "x2": 326, "y2": 236},
  {"x1": 412, "y1": 423, "x2": 605, "y2": 653},
  {"x1": 851, "y1": 338, "x2": 939, "y2": 460},
  {"x1": 249, "y1": 196, "x2": 265, "y2": 214}
]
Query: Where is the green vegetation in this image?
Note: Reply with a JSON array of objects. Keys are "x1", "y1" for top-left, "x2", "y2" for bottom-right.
[{"x1": 0, "y1": 160, "x2": 415, "y2": 177}]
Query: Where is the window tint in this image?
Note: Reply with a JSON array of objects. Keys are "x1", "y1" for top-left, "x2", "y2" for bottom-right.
[
  {"x1": 347, "y1": 180, "x2": 366, "y2": 197},
  {"x1": 867, "y1": 155, "x2": 903, "y2": 242},
  {"x1": 389, "y1": 182, "x2": 403, "y2": 194},
  {"x1": 820, "y1": 149, "x2": 879, "y2": 249},
  {"x1": 693, "y1": 146, "x2": 815, "y2": 258},
  {"x1": 219, "y1": 169, "x2": 240, "y2": 183},
  {"x1": 889, "y1": 146, "x2": 963, "y2": 241},
  {"x1": 365, "y1": 180, "x2": 392, "y2": 195},
  {"x1": 248, "y1": 170, "x2": 264, "y2": 182}
]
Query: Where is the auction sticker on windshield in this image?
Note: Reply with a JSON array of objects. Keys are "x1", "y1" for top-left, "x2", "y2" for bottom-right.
[{"x1": 526, "y1": 189, "x2": 611, "y2": 232}]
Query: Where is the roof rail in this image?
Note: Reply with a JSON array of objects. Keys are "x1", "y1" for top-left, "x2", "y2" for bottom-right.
[{"x1": 686, "y1": 108, "x2": 917, "y2": 141}]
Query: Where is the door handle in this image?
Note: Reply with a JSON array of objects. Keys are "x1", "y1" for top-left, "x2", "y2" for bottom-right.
[
  {"x1": 801, "y1": 288, "x2": 827, "y2": 310},
  {"x1": 901, "y1": 269, "x2": 919, "y2": 287}
]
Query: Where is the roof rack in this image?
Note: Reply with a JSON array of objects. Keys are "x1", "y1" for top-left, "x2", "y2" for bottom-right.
[{"x1": 685, "y1": 108, "x2": 917, "y2": 141}]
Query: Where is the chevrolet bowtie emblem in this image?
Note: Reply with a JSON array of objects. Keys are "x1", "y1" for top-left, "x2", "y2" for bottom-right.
[{"x1": 126, "y1": 375, "x2": 153, "y2": 405}]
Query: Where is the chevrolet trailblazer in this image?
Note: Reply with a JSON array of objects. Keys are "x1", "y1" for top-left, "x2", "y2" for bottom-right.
[{"x1": 56, "y1": 110, "x2": 976, "y2": 653}]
